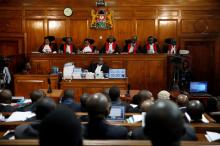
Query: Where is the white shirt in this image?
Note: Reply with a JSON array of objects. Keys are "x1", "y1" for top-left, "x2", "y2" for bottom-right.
[
  {"x1": 42, "y1": 45, "x2": 52, "y2": 53},
  {"x1": 107, "y1": 43, "x2": 114, "y2": 54},
  {"x1": 66, "y1": 45, "x2": 71, "y2": 53},
  {"x1": 147, "y1": 44, "x2": 155, "y2": 54},
  {"x1": 95, "y1": 65, "x2": 102, "y2": 73},
  {"x1": 82, "y1": 46, "x2": 92, "y2": 53},
  {"x1": 1, "y1": 67, "x2": 11, "y2": 84},
  {"x1": 129, "y1": 43, "x2": 135, "y2": 53},
  {"x1": 170, "y1": 45, "x2": 176, "y2": 54}
]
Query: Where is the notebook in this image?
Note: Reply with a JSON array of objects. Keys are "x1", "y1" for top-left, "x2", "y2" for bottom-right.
[
  {"x1": 107, "y1": 105, "x2": 125, "y2": 121},
  {"x1": 190, "y1": 81, "x2": 211, "y2": 96}
]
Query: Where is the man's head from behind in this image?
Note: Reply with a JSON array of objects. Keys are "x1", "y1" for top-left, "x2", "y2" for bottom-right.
[
  {"x1": 35, "y1": 97, "x2": 57, "y2": 120},
  {"x1": 40, "y1": 107, "x2": 82, "y2": 146},
  {"x1": 30, "y1": 90, "x2": 46, "y2": 103},
  {"x1": 187, "y1": 100, "x2": 204, "y2": 121},
  {"x1": 98, "y1": 57, "x2": 104, "y2": 65},
  {"x1": 109, "y1": 86, "x2": 120, "y2": 102},
  {"x1": 80, "y1": 93, "x2": 90, "y2": 110},
  {"x1": 0, "y1": 89, "x2": 12, "y2": 104},
  {"x1": 176, "y1": 94, "x2": 189, "y2": 107},
  {"x1": 86, "y1": 93, "x2": 111, "y2": 119},
  {"x1": 63, "y1": 89, "x2": 74, "y2": 99},
  {"x1": 140, "y1": 99, "x2": 154, "y2": 112},
  {"x1": 144, "y1": 100, "x2": 185, "y2": 146},
  {"x1": 138, "y1": 90, "x2": 154, "y2": 106}
]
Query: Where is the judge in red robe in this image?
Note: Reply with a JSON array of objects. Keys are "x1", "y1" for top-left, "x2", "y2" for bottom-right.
[
  {"x1": 123, "y1": 35, "x2": 141, "y2": 54},
  {"x1": 100, "y1": 35, "x2": 120, "y2": 54},
  {"x1": 38, "y1": 36, "x2": 57, "y2": 53},
  {"x1": 168, "y1": 39, "x2": 178, "y2": 54},
  {"x1": 142, "y1": 36, "x2": 160, "y2": 54},
  {"x1": 81, "y1": 38, "x2": 97, "y2": 54},
  {"x1": 59, "y1": 37, "x2": 76, "y2": 54}
]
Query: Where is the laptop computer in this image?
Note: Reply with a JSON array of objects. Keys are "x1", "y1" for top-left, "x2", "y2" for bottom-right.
[
  {"x1": 189, "y1": 81, "x2": 211, "y2": 96},
  {"x1": 106, "y1": 105, "x2": 125, "y2": 121}
]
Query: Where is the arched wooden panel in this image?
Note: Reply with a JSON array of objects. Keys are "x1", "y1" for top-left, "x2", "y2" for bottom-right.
[
  {"x1": 114, "y1": 20, "x2": 136, "y2": 47},
  {"x1": 158, "y1": 20, "x2": 177, "y2": 43},
  {"x1": 136, "y1": 19, "x2": 155, "y2": 46},
  {"x1": 26, "y1": 19, "x2": 44, "y2": 53},
  {"x1": 70, "y1": 20, "x2": 88, "y2": 48},
  {"x1": 48, "y1": 20, "x2": 66, "y2": 38}
]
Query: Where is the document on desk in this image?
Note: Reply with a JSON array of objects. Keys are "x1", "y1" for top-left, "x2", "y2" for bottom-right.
[
  {"x1": 205, "y1": 131, "x2": 220, "y2": 142},
  {"x1": 63, "y1": 65, "x2": 74, "y2": 79},
  {"x1": 6, "y1": 111, "x2": 36, "y2": 122}
]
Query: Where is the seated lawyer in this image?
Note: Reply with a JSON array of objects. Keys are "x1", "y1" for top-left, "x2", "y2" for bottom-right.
[
  {"x1": 60, "y1": 89, "x2": 81, "y2": 112},
  {"x1": 88, "y1": 57, "x2": 109, "y2": 74},
  {"x1": 0, "y1": 89, "x2": 16, "y2": 112},
  {"x1": 100, "y1": 35, "x2": 120, "y2": 54},
  {"x1": 40, "y1": 107, "x2": 82, "y2": 146},
  {"x1": 59, "y1": 37, "x2": 76, "y2": 54},
  {"x1": 141, "y1": 36, "x2": 160, "y2": 54},
  {"x1": 144, "y1": 100, "x2": 197, "y2": 146},
  {"x1": 80, "y1": 38, "x2": 97, "y2": 54},
  {"x1": 38, "y1": 36, "x2": 57, "y2": 53},
  {"x1": 83, "y1": 93, "x2": 128, "y2": 139},
  {"x1": 122, "y1": 35, "x2": 141, "y2": 54},
  {"x1": 15, "y1": 97, "x2": 57, "y2": 139}
]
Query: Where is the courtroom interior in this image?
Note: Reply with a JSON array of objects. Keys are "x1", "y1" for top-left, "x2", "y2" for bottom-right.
[{"x1": 0, "y1": 0, "x2": 220, "y2": 146}]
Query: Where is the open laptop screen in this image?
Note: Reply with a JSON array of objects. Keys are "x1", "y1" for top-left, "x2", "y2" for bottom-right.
[
  {"x1": 190, "y1": 81, "x2": 208, "y2": 93},
  {"x1": 107, "y1": 106, "x2": 125, "y2": 121}
]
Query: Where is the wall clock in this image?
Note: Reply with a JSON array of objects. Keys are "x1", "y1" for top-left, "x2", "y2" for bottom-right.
[{"x1": 64, "y1": 7, "x2": 73, "y2": 17}]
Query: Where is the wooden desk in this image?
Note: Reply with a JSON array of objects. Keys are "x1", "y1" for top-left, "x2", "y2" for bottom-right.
[
  {"x1": 0, "y1": 139, "x2": 219, "y2": 146},
  {"x1": 60, "y1": 79, "x2": 128, "y2": 102},
  {"x1": 40, "y1": 89, "x2": 63, "y2": 103},
  {"x1": 14, "y1": 74, "x2": 59, "y2": 98},
  {"x1": 29, "y1": 54, "x2": 168, "y2": 96}
]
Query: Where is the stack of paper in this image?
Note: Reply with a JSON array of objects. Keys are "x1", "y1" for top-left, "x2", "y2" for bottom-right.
[
  {"x1": 63, "y1": 65, "x2": 74, "y2": 79},
  {"x1": 6, "y1": 111, "x2": 36, "y2": 122},
  {"x1": 205, "y1": 131, "x2": 220, "y2": 142}
]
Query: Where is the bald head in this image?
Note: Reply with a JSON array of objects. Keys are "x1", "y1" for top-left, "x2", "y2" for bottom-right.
[
  {"x1": 187, "y1": 100, "x2": 204, "y2": 121},
  {"x1": 63, "y1": 89, "x2": 74, "y2": 99},
  {"x1": 109, "y1": 86, "x2": 120, "y2": 101},
  {"x1": 86, "y1": 93, "x2": 110, "y2": 119},
  {"x1": 140, "y1": 100, "x2": 154, "y2": 112},
  {"x1": 138, "y1": 90, "x2": 153, "y2": 106},
  {"x1": 30, "y1": 90, "x2": 45, "y2": 103},
  {"x1": 176, "y1": 94, "x2": 189, "y2": 107},
  {"x1": 80, "y1": 93, "x2": 90, "y2": 109},
  {"x1": 35, "y1": 97, "x2": 57, "y2": 120},
  {"x1": 0, "y1": 89, "x2": 12, "y2": 104},
  {"x1": 157, "y1": 90, "x2": 170, "y2": 100},
  {"x1": 144, "y1": 100, "x2": 185, "y2": 146}
]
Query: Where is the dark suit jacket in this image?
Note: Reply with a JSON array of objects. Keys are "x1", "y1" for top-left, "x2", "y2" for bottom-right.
[
  {"x1": 100, "y1": 43, "x2": 121, "y2": 54},
  {"x1": 15, "y1": 121, "x2": 40, "y2": 139},
  {"x1": 0, "y1": 104, "x2": 16, "y2": 112},
  {"x1": 59, "y1": 44, "x2": 77, "y2": 54},
  {"x1": 61, "y1": 98, "x2": 81, "y2": 112},
  {"x1": 130, "y1": 124, "x2": 197, "y2": 141},
  {"x1": 83, "y1": 119, "x2": 128, "y2": 139},
  {"x1": 88, "y1": 63, "x2": 109, "y2": 74},
  {"x1": 122, "y1": 43, "x2": 141, "y2": 53}
]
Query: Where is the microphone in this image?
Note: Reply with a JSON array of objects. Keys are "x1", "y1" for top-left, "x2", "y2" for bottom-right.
[
  {"x1": 47, "y1": 75, "x2": 52, "y2": 93},
  {"x1": 126, "y1": 84, "x2": 131, "y2": 96}
]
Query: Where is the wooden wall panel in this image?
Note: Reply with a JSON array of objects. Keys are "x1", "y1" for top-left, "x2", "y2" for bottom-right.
[
  {"x1": 0, "y1": 41, "x2": 18, "y2": 56},
  {"x1": 158, "y1": 20, "x2": 177, "y2": 43},
  {"x1": 136, "y1": 20, "x2": 155, "y2": 46},
  {"x1": 114, "y1": 20, "x2": 135, "y2": 47},
  {"x1": 48, "y1": 20, "x2": 66, "y2": 38},
  {"x1": 70, "y1": 20, "x2": 88, "y2": 48},
  {"x1": 0, "y1": 19, "x2": 22, "y2": 33},
  {"x1": 183, "y1": 40, "x2": 215, "y2": 93},
  {"x1": 26, "y1": 19, "x2": 44, "y2": 53}
]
